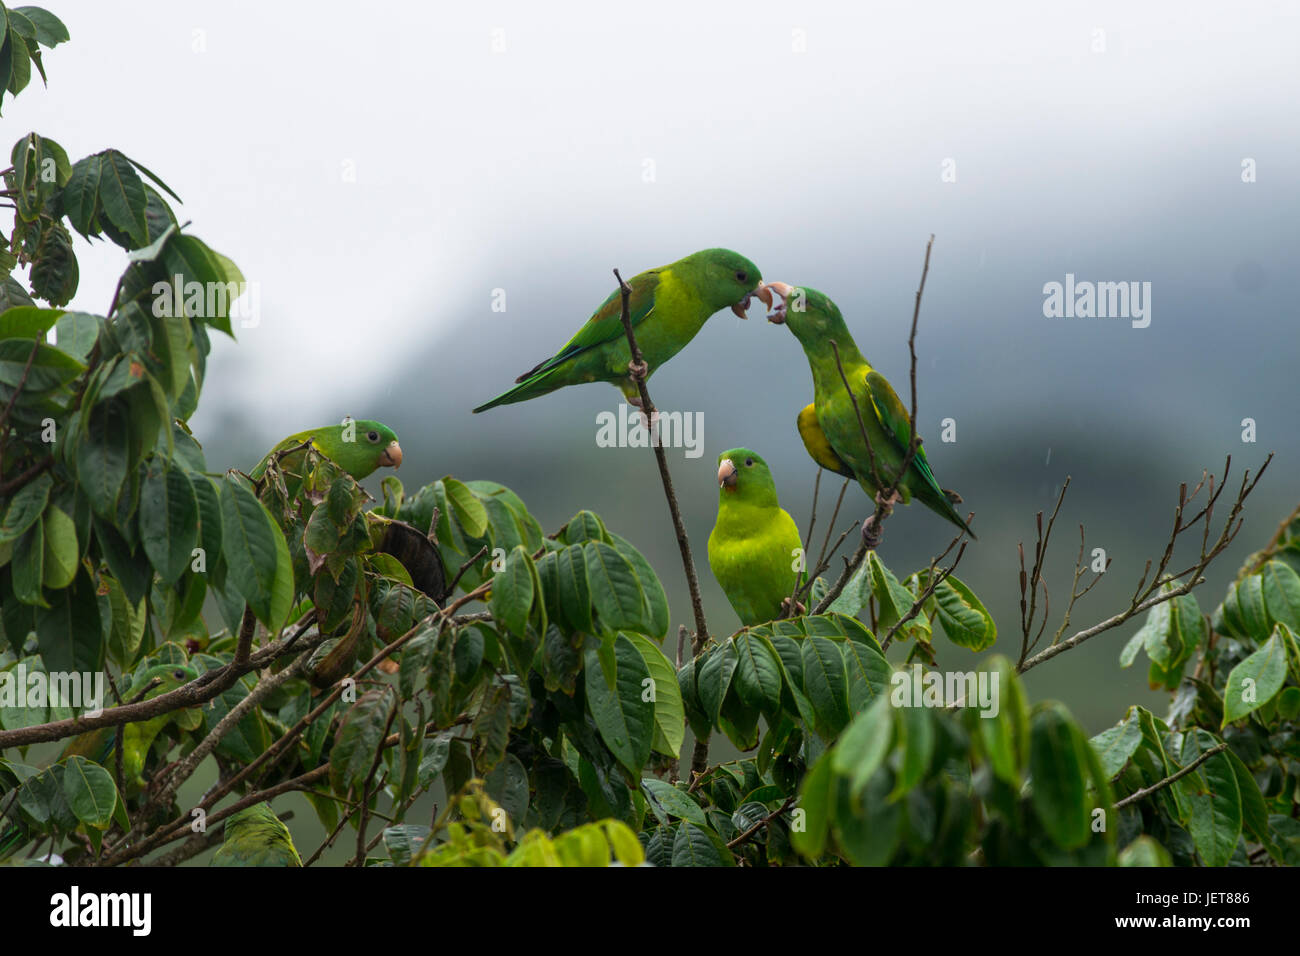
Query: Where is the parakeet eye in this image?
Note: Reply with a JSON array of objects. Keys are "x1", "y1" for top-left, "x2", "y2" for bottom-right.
[
  {"x1": 367, "y1": 431, "x2": 379, "y2": 442},
  {"x1": 745, "y1": 457, "x2": 753, "y2": 467},
  {"x1": 172, "y1": 669, "x2": 185, "y2": 680},
  {"x1": 735, "y1": 270, "x2": 747, "y2": 282}
]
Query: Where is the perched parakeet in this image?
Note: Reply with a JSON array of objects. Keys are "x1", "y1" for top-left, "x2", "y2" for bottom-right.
[
  {"x1": 768, "y1": 284, "x2": 975, "y2": 539},
  {"x1": 250, "y1": 420, "x2": 402, "y2": 483},
  {"x1": 211, "y1": 802, "x2": 302, "y2": 867},
  {"x1": 59, "y1": 664, "x2": 199, "y2": 794},
  {"x1": 707, "y1": 448, "x2": 803, "y2": 627},
  {"x1": 473, "y1": 248, "x2": 771, "y2": 412}
]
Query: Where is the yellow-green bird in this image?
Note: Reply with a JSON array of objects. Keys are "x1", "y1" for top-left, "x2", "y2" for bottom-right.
[
  {"x1": 767, "y1": 283, "x2": 975, "y2": 540},
  {"x1": 211, "y1": 802, "x2": 302, "y2": 867},
  {"x1": 707, "y1": 448, "x2": 803, "y2": 627},
  {"x1": 472, "y1": 248, "x2": 771, "y2": 412},
  {"x1": 59, "y1": 664, "x2": 200, "y2": 795},
  {"x1": 250, "y1": 420, "x2": 402, "y2": 482}
]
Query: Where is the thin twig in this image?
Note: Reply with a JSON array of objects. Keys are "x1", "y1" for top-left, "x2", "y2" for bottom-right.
[
  {"x1": 611, "y1": 266, "x2": 711, "y2": 779},
  {"x1": 1113, "y1": 743, "x2": 1228, "y2": 810}
]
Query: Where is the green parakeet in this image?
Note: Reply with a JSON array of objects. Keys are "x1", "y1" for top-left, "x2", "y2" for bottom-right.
[
  {"x1": 250, "y1": 420, "x2": 402, "y2": 482},
  {"x1": 473, "y1": 248, "x2": 771, "y2": 412},
  {"x1": 59, "y1": 664, "x2": 199, "y2": 795},
  {"x1": 707, "y1": 448, "x2": 803, "y2": 627},
  {"x1": 211, "y1": 802, "x2": 302, "y2": 867},
  {"x1": 768, "y1": 283, "x2": 975, "y2": 539}
]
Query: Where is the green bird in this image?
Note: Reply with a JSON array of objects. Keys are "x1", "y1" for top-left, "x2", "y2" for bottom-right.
[
  {"x1": 58, "y1": 664, "x2": 200, "y2": 794},
  {"x1": 250, "y1": 420, "x2": 402, "y2": 482},
  {"x1": 767, "y1": 283, "x2": 975, "y2": 540},
  {"x1": 707, "y1": 448, "x2": 804, "y2": 627},
  {"x1": 211, "y1": 802, "x2": 302, "y2": 867},
  {"x1": 472, "y1": 248, "x2": 771, "y2": 412}
]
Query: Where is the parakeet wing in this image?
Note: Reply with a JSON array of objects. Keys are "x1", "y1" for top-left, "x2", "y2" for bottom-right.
[
  {"x1": 514, "y1": 272, "x2": 659, "y2": 382},
  {"x1": 797, "y1": 403, "x2": 855, "y2": 478},
  {"x1": 863, "y1": 369, "x2": 948, "y2": 504}
]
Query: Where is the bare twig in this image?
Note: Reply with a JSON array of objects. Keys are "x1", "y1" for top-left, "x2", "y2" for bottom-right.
[
  {"x1": 1113, "y1": 743, "x2": 1228, "y2": 810},
  {"x1": 881, "y1": 535, "x2": 967, "y2": 651},
  {"x1": 611, "y1": 267, "x2": 711, "y2": 778},
  {"x1": 1019, "y1": 455, "x2": 1271, "y2": 675}
]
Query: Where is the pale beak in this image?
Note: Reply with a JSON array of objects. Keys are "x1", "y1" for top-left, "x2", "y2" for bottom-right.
[
  {"x1": 379, "y1": 441, "x2": 403, "y2": 468},
  {"x1": 717, "y1": 458, "x2": 738, "y2": 489},
  {"x1": 730, "y1": 283, "x2": 774, "y2": 320},
  {"x1": 765, "y1": 281, "x2": 794, "y2": 324}
]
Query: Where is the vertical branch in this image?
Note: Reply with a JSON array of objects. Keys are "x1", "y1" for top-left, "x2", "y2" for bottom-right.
[{"x1": 611, "y1": 268, "x2": 711, "y2": 777}]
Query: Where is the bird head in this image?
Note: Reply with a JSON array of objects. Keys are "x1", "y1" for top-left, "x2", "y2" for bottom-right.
[
  {"x1": 716, "y1": 448, "x2": 779, "y2": 507},
  {"x1": 764, "y1": 283, "x2": 848, "y2": 346},
  {"x1": 685, "y1": 248, "x2": 773, "y2": 319},
  {"x1": 357, "y1": 420, "x2": 402, "y2": 469}
]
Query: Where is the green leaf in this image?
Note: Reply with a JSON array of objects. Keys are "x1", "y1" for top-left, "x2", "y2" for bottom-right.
[
  {"x1": 802, "y1": 636, "x2": 850, "y2": 738},
  {"x1": 868, "y1": 552, "x2": 927, "y2": 638},
  {"x1": 443, "y1": 477, "x2": 488, "y2": 538},
  {"x1": 0, "y1": 338, "x2": 84, "y2": 389},
  {"x1": 930, "y1": 574, "x2": 997, "y2": 650},
  {"x1": 641, "y1": 778, "x2": 707, "y2": 826},
  {"x1": 61, "y1": 756, "x2": 117, "y2": 829},
  {"x1": 583, "y1": 540, "x2": 649, "y2": 635},
  {"x1": 1118, "y1": 835, "x2": 1172, "y2": 867},
  {"x1": 1089, "y1": 711, "x2": 1143, "y2": 780},
  {"x1": 0, "y1": 469, "x2": 51, "y2": 543},
  {"x1": 329, "y1": 688, "x2": 395, "y2": 796},
  {"x1": 39, "y1": 505, "x2": 77, "y2": 589},
  {"x1": 138, "y1": 462, "x2": 199, "y2": 585},
  {"x1": 75, "y1": 401, "x2": 130, "y2": 518},
  {"x1": 0, "y1": 305, "x2": 62, "y2": 338},
  {"x1": 608, "y1": 531, "x2": 668, "y2": 640},
  {"x1": 671, "y1": 822, "x2": 734, "y2": 867},
  {"x1": 1260, "y1": 560, "x2": 1300, "y2": 631},
  {"x1": 1222, "y1": 629, "x2": 1288, "y2": 725},
  {"x1": 61, "y1": 154, "x2": 102, "y2": 237},
  {"x1": 625, "y1": 631, "x2": 685, "y2": 758},
  {"x1": 841, "y1": 638, "x2": 892, "y2": 714},
  {"x1": 11, "y1": 519, "x2": 45, "y2": 605},
  {"x1": 14, "y1": 7, "x2": 70, "y2": 47},
  {"x1": 831, "y1": 695, "x2": 894, "y2": 799},
  {"x1": 53, "y1": 311, "x2": 100, "y2": 363},
  {"x1": 696, "y1": 641, "x2": 737, "y2": 728},
  {"x1": 218, "y1": 479, "x2": 293, "y2": 632},
  {"x1": 732, "y1": 630, "x2": 784, "y2": 716},
  {"x1": 583, "y1": 635, "x2": 654, "y2": 776},
  {"x1": 1028, "y1": 703, "x2": 1091, "y2": 849},
  {"x1": 96, "y1": 150, "x2": 148, "y2": 247},
  {"x1": 35, "y1": 569, "x2": 103, "y2": 673},
  {"x1": 490, "y1": 545, "x2": 534, "y2": 637},
  {"x1": 1175, "y1": 730, "x2": 1241, "y2": 867},
  {"x1": 790, "y1": 753, "x2": 835, "y2": 858}
]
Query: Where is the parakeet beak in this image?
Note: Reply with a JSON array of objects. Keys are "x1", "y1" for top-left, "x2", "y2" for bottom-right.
[
  {"x1": 765, "y1": 281, "x2": 794, "y2": 324},
  {"x1": 717, "y1": 458, "x2": 738, "y2": 489},
  {"x1": 730, "y1": 283, "x2": 774, "y2": 319},
  {"x1": 379, "y1": 441, "x2": 403, "y2": 468}
]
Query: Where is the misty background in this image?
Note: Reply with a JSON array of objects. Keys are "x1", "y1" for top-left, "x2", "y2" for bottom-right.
[{"x1": 11, "y1": 1, "x2": 1297, "y2": 734}]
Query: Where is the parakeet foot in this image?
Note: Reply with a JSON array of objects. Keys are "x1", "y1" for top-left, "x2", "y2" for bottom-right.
[
  {"x1": 780, "y1": 596, "x2": 806, "y2": 618},
  {"x1": 627, "y1": 359, "x2": 649, "y2": 382},
  {"x1": 874, "y1": 489, "x2": 902, "y2": 516},
  {"x1": 861, "y1": 515, "x2": 885, "y2": 550}
]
